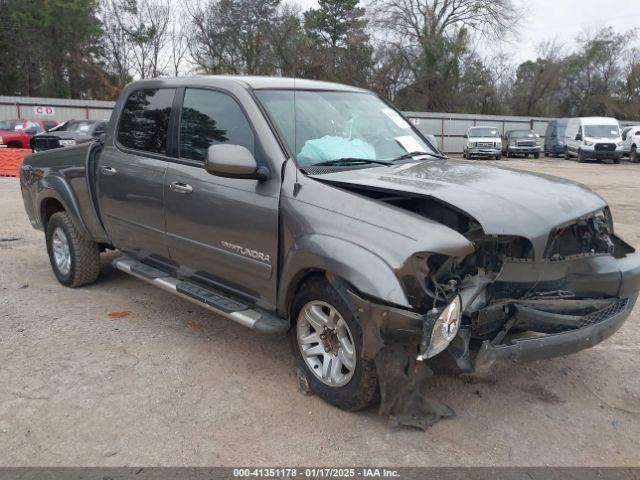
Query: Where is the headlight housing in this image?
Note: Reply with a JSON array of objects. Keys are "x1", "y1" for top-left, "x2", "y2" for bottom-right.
[
  {"x1": 418, "y1": 296, "x2": 462, "y2": 360},
  {"x1": 584, "y1": 140, "x2": 594, "y2": 146}
]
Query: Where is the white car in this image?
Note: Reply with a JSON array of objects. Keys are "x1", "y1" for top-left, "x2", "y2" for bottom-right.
[
  {"x1": 621, "y1": 125, "x2": 640, "y2": 162},
  {"x1": 463, "y1": 126, "x2": 502, "y2": 160},
  {"x1": 564, "y1": 117, "x2": 623, "y2": 163}
]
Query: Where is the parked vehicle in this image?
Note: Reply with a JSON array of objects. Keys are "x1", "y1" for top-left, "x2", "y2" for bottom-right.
[
  {"x1": 0, "y1": 118, "x2": 59, "y2": 149},
  {"x1": 502, "y1": 129, "x2": 541, "y2": 158},
  {"x1": 564, "y1": 117, "x2": 623, "y2": 163},
  {"x1": 621, "y1": 125, "x2": 640, "y2": 162},
  {"x1": 462, "y1": 126, "x2": 502, "y2": 160},
  {"x1": 19, "y1": 77, "x2": 640, "y2": 417},
  {"x1": 32, "y1": 119, "x2": 107, "y2": 152},
  {"x1": 543, "y1": 119, "x2": 568, "y2": 157}
]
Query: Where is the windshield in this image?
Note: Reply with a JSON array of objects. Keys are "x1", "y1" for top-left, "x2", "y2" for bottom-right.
[
  {"x1": 469, "y1": 127, "x2": 500, "y2": 138},
  {"x1": 510, "y1": 130, "x2": 535, "y2": 137},
  {"x1": 55, "y1": 121, "x2": 94, "y2": 133},
  {"x1": 255, "y1": 90, "x2": 437, "y2": 166},
  {"x1": 0, "y1": 120, "x2": 23, "y2": 131},
  {"x1": 584, "y1": 124, "x2": 620, "y2": 138}
]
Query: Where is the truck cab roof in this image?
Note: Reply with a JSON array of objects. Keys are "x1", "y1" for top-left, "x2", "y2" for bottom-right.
[{"x1": 125, "y1": 75, "x2": 369, "y2": 93}]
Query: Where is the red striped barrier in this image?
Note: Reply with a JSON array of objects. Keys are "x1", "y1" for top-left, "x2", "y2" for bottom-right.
[{"x1": 0, "y1": 149, "x2": 30, "y2": 177}]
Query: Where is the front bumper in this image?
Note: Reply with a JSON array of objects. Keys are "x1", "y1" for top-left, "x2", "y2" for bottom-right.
[
  {"x1": 355, "y1": 250, "x2": 640, "y2": 371},
  {"x1": 473, "y1": 295, "x2": 637, "y2": 373},
  {"x1": 507, "y1": 146, "x2": 540, "y2": 154},
  {"x1": 582, "y1": 149, "x2": 622, "y2": 160},
  {"x1": 467, "y1": 148, "x2": 501, "y2": 157}
]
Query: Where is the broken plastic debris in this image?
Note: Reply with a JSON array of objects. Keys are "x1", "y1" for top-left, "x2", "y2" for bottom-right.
[{"x1": 375, "y1": 344, "x2": 455, "y2": 430}]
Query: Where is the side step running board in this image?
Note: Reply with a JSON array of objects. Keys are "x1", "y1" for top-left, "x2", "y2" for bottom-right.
[{"x1": 112, "y1": 256, "x2": 288, "y2": 334}]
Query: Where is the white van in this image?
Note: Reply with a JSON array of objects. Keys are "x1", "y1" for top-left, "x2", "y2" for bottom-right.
[{"x1": 564, "y1": 117, "x2": 623, "y2": 163}]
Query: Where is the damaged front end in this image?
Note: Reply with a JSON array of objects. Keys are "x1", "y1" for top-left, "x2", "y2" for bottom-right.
[{"x1": 392, "y1": 206, "x2": 640, "y2": 375}]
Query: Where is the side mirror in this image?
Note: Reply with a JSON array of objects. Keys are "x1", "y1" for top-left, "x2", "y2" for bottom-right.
[
  {"x1": 205, "y1": 144, "x2": 269, "y2": 180},
  {"x1": 575, "y1": 133, "x2": 582, "y2": 141},
  {"x1": 463, "y1": 134, "x2": 468, "y2": 139},
  {"x1": 24, "y1": 126, "x2": 38, "y2": 135},
  {"x1": 622, "y1": 133, "x2": 627, "y2": 141}
]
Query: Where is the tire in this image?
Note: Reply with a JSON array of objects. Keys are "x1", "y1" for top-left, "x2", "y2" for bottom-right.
[
  {"x1": 565, "y1": 148, "x2": 570, "y2": 160},
  {"x1": 462, "y1": 151, "x2": 467, "y2": 159},
  {"x1": 577, "y1": 150, "x2": 585, "y2": 163},
  {"x1": 613, "y1": 157, "x2": 621, "y2": 164},
  {"x1": 495, "y1": 154, "x2": 501, "y2": 160},
  {"x1": 631, "y1": 146, "x2": 638, "y2": 163},
  {"x1": 534, "y1": 152, "x2": 540, "y2": 159},
  {"x1": 46, "y1": 211, "x2": 100, "y2": 287},
  {"x1": 544, "y1": 151, "x2": 550, "y2": 157},
  {"x1": 290, "y1": 277, "x2": 379, "y2": 411},
  {"x1": 506, "y1": 150, "x2": 512, "y2": 158}
]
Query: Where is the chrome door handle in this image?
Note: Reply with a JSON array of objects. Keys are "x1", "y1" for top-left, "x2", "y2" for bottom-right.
[
  {"x1": 170, "y1": 181, "x2": 193, "y2": 194},
  {"x1": 101, "y1": 166, "x2": 117, "y2": 176}
]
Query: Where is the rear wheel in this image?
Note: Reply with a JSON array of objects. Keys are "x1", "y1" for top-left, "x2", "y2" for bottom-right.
[
  {"x1": 290, "y1": 277, "x2": 379, "y2": 411},
  {"x1": 46, "y1": 211, "x2": 100, "y2": 287},
  {"x1": 631, "y1": 146, "x2": 638, "y2": 163}
]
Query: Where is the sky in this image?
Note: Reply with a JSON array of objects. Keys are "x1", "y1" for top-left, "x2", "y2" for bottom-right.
[{"x1": 296, "y1": 0, "x2": 640, "y2": 64}]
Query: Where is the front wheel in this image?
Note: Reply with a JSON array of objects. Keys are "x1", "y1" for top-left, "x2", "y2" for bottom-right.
[
  {"x1": 631, "y1": 146, "x2": 638, "y2": 163},
  {"x1": 290, "y1": 277, "x2": 379, "y2": 411},
  {"x1": 46, "y1": 211, "x2": 100, "y2": 287},
  {"x1": 564, "y1": 148, "x2": 571, "y2": 160},
  {"x1": 495, "y1": 154, "x2": 502, "y2": 160},
  {"x1": 534, "y1": 152, "x2": 540, "y2": 159}
]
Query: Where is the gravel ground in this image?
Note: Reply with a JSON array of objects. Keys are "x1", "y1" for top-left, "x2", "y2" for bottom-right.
[{"x1": 1, "y1": 157, "x2": 639, "y2": 467}]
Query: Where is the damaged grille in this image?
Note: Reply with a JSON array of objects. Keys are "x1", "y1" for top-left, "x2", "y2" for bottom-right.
[
  {"x1": 578, "y1": 298, "x2": 629, "y2": 328},
  {"x1": 544, "y1": 211, "x2": 614, "y2": 260},
  {"x1": 32, "y1": 137, "x2": 61, "y2": 151}
]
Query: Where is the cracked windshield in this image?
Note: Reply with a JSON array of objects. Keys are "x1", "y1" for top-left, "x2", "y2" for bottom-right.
[{"x1": 255, "y1": 90, "x2": 437, "y2": 166}]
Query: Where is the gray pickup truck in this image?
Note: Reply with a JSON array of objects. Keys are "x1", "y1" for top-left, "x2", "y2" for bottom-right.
[{"x1": 20, "y1": 76, "x2": 640, "y2": 423}]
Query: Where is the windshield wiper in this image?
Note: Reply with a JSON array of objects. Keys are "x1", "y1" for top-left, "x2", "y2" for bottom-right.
[
  {"x1": 392, "y1": 151, "x2": 447, "y2": 161},
  {"x1": 312, "y1": 158, "x2": 393, "y2": 167}
]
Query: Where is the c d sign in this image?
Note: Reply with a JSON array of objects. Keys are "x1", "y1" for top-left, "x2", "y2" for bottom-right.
[{"x1": 34, "y1": 106, "x2": 55, "y2": 116}]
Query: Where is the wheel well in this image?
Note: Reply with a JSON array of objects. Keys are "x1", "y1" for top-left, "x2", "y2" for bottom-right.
[
  {"x1": 284, "y1": 269, "x2": 326, "y2": 320},
  {"x1": 40, "y1": 198, "x2": 65, "y2": 230}
]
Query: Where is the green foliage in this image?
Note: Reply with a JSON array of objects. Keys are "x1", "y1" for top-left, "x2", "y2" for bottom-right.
[{"x1": 1, "y1": 0, "x2": 112, "y2": 97}]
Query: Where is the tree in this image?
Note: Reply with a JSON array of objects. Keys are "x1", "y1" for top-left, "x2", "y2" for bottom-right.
[
  {"x1": 188, "y1": 0, "x2": 282, "y2": 75},
  {"x1": 112, "y1": 0, "x2": 171, "y2": 79},
  {"x1": 303, "y1": 0, "x2": 373, "y2": 85},
  {"x1": 372, "y1": 0, "x2": 519, "y2": 111},
  {"x1": 1, "y1": 0, "x2": 113, "y2": 98},
  {"x1": 560, "y1": 28, "x2": 634, "y2": 117}
]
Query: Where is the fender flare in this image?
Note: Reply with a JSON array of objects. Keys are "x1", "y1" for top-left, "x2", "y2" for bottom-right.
[
  {"x1": 37, "y1": 174, "x2": 92, "y2": 239},
  {"x1": 277, "y1": 234, "x2": 411, "y2": 316}
]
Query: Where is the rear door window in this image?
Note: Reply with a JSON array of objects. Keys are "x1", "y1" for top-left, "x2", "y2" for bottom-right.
[
  {"x1": 179, "y1": 88, "x2": 255, "y2": 162},
  {"x1": 117, "y1": 88, "x2": 175, "y2": 155}
]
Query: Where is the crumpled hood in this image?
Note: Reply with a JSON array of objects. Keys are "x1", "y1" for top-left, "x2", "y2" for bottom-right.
[{"x1": 309, "y1": 159, "x2": 607, "y2": 258}]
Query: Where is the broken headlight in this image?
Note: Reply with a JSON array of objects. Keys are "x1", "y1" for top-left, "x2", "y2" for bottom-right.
[{"x1": 418, "y1": 295, "x2": 462, "y2": 360}]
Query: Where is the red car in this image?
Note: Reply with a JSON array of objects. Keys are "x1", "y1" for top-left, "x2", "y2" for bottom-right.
[{"x1": 0, "y1": 118, "x2": 59, "y2": 149}]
